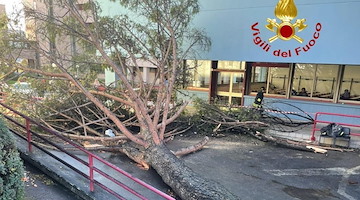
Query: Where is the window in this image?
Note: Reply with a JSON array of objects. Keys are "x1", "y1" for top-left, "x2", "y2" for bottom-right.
[
  {"x1": 146, "y1": 67, "x2": 157, "y2": 84},
  {"x1": 218, "y1": 72, "x2": 231, "y2": 92},
  {"x1": 232, "y1": 72, "x2": 244, "y2": 93},
  {"x1": 292, "y1": 64, "x2": 314, "y2": 97},
  {"x1": 218, "y1": 61, "x2": 245, "y2": 70},
  {"x1": 217, "y1": 72, "x2": 244, "y2": 93},
  {"x1": 187, "y1": 60, "x2": 211, "y2": 89},
  {"x1": 340, "y1": 65, "x2": 360, "y2": 101},
  {"x1": 28, "y1": 59, "x2": 35, "y2": 67},
  {"x1": 292, "y1": 64, "x2": 339, "y2": 99},
  {"x1": 268, "y1": 67, "x2": 289, "y2": 95},
  {"x1": 250, "y1": 65, "x2": 290, "y2": 95},
  {"x1": 215, "y1": 61, "x2": 245, "y2": 105},
  {"x1": 314, "y1": 65, "x2": 338, "y2": 99},
  {"x1": 250, "y1": 66, "x2": 267, "y2": 92}
]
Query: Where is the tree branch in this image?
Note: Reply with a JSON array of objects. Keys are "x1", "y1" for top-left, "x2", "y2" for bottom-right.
[{"x1": 173, "y1": 136, "x2": 209, "y2": 157}]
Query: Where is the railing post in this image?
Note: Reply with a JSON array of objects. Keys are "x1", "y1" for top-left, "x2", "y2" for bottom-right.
[
  {"x1": 89, "y1": 154, "x2": 94, "y2": 192},
  {"x1": 311, "y1": 113, "x2": 318, "y2": 141},
  {"x1": 26, "y1": 119, "x2": 32, "y2": 152}
]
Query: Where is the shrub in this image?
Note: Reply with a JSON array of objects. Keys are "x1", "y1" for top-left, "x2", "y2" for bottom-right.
[{"x1": 0, "y1": 118, "x2": 24, "y2": 200}]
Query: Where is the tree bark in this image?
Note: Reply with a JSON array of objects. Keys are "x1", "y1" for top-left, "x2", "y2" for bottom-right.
[{"x1": 145, "y1": 144, "x2": 239, "y2": 200}]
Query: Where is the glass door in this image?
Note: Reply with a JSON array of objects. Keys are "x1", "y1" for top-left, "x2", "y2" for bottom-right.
[{"x1": 216, "y1": 72, "x2": 244, "y2": 105}]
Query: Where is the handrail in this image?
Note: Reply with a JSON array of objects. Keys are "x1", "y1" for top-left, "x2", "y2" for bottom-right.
[
  {"x1": 0, "y1": 102, "x2": 175, "y2": 200},
  {"x1": 311, "y1": 112, "x2": 360, "y2": 141},
  {"x1": 0, "y1": 91, "x2": 5, "y2": 102}
]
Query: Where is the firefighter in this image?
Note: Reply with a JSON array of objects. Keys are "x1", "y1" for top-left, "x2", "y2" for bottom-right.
[{"x1": 253, "y1": 87, "x2": 265, "y2": 109}]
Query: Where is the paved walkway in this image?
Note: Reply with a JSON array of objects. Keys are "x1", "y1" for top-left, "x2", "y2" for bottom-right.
[
  {"x1": 14, "y1": 134, "x2": 172, "y2": 200},
  {"x1": 23, "y1": 162, "x2": 78, "y2": 200}
]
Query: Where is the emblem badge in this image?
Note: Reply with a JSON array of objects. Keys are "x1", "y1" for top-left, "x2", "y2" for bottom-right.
[{"x1": 265, "y1": 0, "x2": 307, "y2": 43}]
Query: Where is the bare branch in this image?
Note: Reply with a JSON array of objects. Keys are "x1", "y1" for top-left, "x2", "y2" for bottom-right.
[{"x1": 173, "y1": 136, "x2": 209, "y2": 157}]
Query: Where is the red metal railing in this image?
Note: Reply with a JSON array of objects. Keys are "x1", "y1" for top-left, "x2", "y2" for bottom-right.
[
  {"x1": 311, "y1": 112, "x2": 360, "y2": 141},
  {"x1": 0, "y1": 92, "x2": 5, "y2": 103},
  {"x1": 0, "y1": 102, "x2": 175, "y2": 200}
]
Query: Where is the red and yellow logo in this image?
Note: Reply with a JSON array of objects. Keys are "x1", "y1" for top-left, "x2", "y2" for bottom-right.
[
  {"x1": 265, "y1": 0, "x2": 307, "y2": 43},
  {"x1": 251, "y1": 0, "x2": 322, "y2": 57}
]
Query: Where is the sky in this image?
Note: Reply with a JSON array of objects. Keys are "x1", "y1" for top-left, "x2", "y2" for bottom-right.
[
  {"x1": 0, "y1": 0, "x2": 23, "y2": 15},
  {"x1": 0, "y1": 0, "x2": 25, "y2": 31}
]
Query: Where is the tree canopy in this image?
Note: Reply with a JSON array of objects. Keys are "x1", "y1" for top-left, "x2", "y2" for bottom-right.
[{"x1": 0, "y1": 0, "x2": 241, "y2": 199}]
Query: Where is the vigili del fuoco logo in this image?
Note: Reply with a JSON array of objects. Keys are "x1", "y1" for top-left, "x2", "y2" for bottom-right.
[{"x1": 251, "y1": 0, "x2": 322, "y2": 57}]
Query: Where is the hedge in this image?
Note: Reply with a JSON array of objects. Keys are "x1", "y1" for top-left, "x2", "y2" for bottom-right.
[{"x1": 0, "y1": 118, "x2": 24, "y2": 200}]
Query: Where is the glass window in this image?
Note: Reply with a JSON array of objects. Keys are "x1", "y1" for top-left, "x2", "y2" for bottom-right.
[
  {"x1": 314, "y1": 65, "x2": 338, "y2": 99},
  {"x1": 187, "y1": 60, "x2": 211, "y2": 89},
  {"x1": 292, "y1": 64, "x2": 315, "y2": 97},
  {"x1": 292, "y1": 64, "x2": 339, "y2": 99},
  {"x1": 218, "y1": 72, "x2": 231, "y2": 92},
  {"x1": 218, "y1": 61, "x2": 245, "y2": 70},
  {"x1": 232, "y1": 72, "x2": 244, "y2": 93},
  {"x1": 148, "y1": 68, "x2": 157, "y2": 83},
  {"x1": 250, "y1": 65, "x2": 289, "y2": 95},
  {"x1": 217, "y1": 72, "x2": 244, "y2": 93},
  {"x1": 340, "y1": 65, "x2": 360, "y2": 101},
  {"x1": 250, "y1": 66, "x2": 268, "y2": 93},
  {"x1": 268, "y1": 67, "x2": 289, "y2": 95}
]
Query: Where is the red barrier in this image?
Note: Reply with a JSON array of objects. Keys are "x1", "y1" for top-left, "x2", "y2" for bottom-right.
[
  {"x1": 0, "y1": 102, "x2": 175, "y2": 200},
  {"x1": 311, "y1": 112, "x2": 360, "y2": 141},
  {"x1": 0, "y1": 91, "x2": 6, "y2": 103}
]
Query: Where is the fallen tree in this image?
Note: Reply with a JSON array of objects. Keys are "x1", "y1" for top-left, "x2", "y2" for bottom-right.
[
  {"x1": 0, "y1": 0, "x2": 241, "y2": 199},
  {"x1": 189, "y1": 99, "x2": 355, "y2": 154}
]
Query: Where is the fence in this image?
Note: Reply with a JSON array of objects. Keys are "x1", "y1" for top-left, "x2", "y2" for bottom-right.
[
  {"x1": 0, "y1": 102, "x2": 175, "y2": 200},
  {"x1": 0, "y1": 91, "x2": 5, "y2": 102},
  {"x1": 311, "y1": 112, "x2": 360, "y2": 142}
]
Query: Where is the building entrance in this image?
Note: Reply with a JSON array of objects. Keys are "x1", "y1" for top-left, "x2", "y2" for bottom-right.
[{"x1": 215, "y1": 71, "x2": 244, "y2": 105}]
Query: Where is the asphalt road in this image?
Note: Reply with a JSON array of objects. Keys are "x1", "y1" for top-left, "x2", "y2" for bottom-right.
[{"x1": 166, "y1": 135, "x2": 360, "y2": 200}]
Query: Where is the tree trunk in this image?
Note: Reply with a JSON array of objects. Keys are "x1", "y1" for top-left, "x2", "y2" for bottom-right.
[{"x1": 145, "y1": 143, "x2": 239, "y2": 200}]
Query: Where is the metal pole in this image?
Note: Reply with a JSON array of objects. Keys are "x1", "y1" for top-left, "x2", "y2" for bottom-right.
[
  {"x1": 89, "y1": 155, "x2": 94, "y2": 192},
  {"x1": 26, "y1": 119, "x2": 32, "y2": 152},
  {"x1": 311, "y1": 113, "x2": 318, "y2": 141}
]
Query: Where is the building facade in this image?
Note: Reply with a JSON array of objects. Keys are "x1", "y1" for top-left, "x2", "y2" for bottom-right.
[
  {"x1": 23, "y1": 0, "x2": 95, "y2": 67},
  {"x1": 180, "y1": 0, "x2": 360, "y2": 123},
  {"x1": 0, "y1": 3, "x2": 38, "y2": 68}
]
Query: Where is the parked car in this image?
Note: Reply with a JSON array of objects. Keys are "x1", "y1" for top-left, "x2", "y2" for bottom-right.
[
  {"x1": 12, "y1": 82, "x2": 32, "y2": 94},
  {"x1": 11, "y1": 82, "x2": 44, "y2": 101}
]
